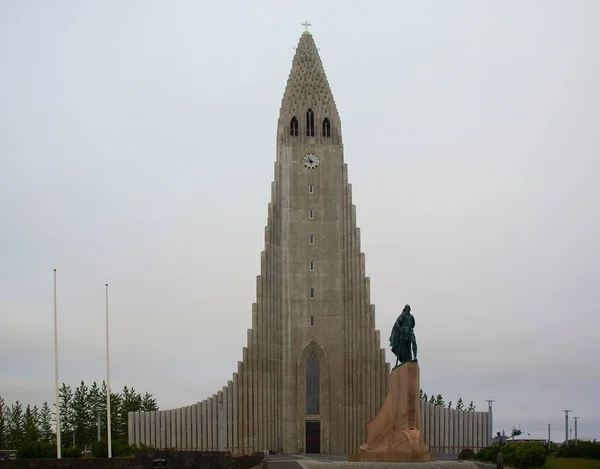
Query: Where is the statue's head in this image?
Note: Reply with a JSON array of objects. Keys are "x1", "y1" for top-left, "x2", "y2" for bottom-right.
[{"x1": 403, "y1": 304, "x2": 411, "y2": 313}]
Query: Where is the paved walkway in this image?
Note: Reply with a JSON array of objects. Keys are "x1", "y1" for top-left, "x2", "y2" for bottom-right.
[{"x1": 266, "y1": 454, "x2": 494, "y2": 468}]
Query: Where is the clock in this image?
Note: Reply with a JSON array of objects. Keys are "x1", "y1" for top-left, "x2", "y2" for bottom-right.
[{"x1": 303, "y1": 153, "x2": 320, "y2": 169}]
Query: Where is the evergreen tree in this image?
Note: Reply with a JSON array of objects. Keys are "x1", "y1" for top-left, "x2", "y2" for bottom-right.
[
  {"x1": 7, "y1": 401, "x2": 24, "y2": 449},
  {"x1": 23, "y1": 405, "x2": 40, "y2": 444},
  {"x1": 72, "y1": 381, "x2": 92, "y2": 447},
  {"x1": 58, "y1": 383, "x2": 74, "y2": 446},
  {"x1": 447, "y1": 401, "x2": 452, "y2": 409},
  {"x1": 428, "y1": 395, "x2": 435, "y2": 404},
  {"x1": 0, "y1": 395, "x2": 7, "y2": 449},
  {"x1": 467, "y1": 401, "x2": 476, "y2": 411},
  {"x1": 38, "y1": 402, "x2": 54, "y2": 442},
  {"x1": 88, "y1": 382, "x2": 103, "y2": 443},
  {"x1": 141, "y1": 392, "x2": 158, "y2": 412},
  {"x1": 434, "y1": 394, "x2": 445, "y2": 407},
  {"x1": 456, "y1": 398, "x2": 465, "y2": 410},
  {"x1": 419, "y1": 389, "x2": 424, "y2": 400}
]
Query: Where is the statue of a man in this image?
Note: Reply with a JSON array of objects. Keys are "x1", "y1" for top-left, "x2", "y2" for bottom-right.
[{"x1": 389, "y1": 304, "x2": 418, "y2": 367}]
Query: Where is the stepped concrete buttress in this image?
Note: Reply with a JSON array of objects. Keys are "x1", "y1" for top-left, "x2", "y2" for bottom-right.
[{"x1": 349, "y1": 362, "x2": 435, "y2": 463}]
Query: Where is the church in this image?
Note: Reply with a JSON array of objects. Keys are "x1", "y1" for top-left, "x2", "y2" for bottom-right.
[{"x1": 128, "y1": 30, "x2": 490, "y2": 456}]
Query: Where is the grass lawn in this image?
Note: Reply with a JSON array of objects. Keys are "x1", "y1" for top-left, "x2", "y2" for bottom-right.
[{"x1": 543, "y1": 457, "x2": 600, "y2": 468}]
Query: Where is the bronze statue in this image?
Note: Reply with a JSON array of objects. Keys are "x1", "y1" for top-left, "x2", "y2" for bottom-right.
[{"x1": 390, "y1": 304, "x2": 418, "y2": 368}]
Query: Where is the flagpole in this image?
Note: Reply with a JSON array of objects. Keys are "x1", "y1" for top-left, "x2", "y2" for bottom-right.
[
  {"x1": 105, "y1": 283, "x2": 112, "y2": 458},
  {"x1": 53, "y1": 269, "x2": 62, "y2": 459}
]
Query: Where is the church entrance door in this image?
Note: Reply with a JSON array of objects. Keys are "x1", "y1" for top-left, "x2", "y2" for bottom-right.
[{"x1": 305, "y1": 421, "x2": 321, "y2": 453}]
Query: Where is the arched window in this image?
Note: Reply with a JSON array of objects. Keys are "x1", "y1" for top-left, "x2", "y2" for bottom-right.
[
  {"x1": 306, "y1": 108, "x2": 315, "y2": 137},
  {"x1": 306, "y1": 352, "x2": 320, "y2": 414},
  {"x1": 322, "y1": 118, "x2": 331, "y2": 138},
  {"x1": 290, "y1": 116, "x2": 298, "y2": 136}
]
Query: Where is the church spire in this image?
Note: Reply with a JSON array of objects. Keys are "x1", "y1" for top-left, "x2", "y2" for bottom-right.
[{"x1": 278, "y1": 31, "x2": 340, "y2": 143}]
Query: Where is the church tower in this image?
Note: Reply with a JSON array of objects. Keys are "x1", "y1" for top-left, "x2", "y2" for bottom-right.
[
  {"x1": 128, "y1": 30, "x2": 390, "y2": 455},
  {"x1": 269, "y1": 30, "x2": 390, "y2": 453}
]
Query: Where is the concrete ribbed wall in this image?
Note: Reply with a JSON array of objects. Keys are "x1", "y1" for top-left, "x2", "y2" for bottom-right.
[
  {"x1": 421, "y1": 400, "x2": 490, "y2": 454},
  {"x1": 128, "y1": 394, "x2": 490, "y2": 454}
]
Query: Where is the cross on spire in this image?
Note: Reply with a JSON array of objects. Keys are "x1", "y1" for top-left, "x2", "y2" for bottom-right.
[{"x1": 302, "y1": 21, "x2": 312, "y2": 33}]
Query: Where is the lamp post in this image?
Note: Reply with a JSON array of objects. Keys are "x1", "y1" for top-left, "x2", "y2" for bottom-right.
[
  {"x1": 573, "y1": 417, "x2": 579, "y2": 444},
  {"x1": 562, "y1": 410, "x2": 571, "y2": 443},
  {"x1": 53, "y1": 269, "x2": 62, "y2": 459},
  {"x1": 547, "y1": 424, "x2": 551, "y2": 447},
  {"x1": 485, "y1": 400, "x2": 495, "y2": 446}
]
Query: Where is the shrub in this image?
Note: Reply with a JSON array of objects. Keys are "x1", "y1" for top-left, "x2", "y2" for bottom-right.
[
  {"x1": 557, "y1": 440, "x2": 600, "y2": 459},
  {"x1": 475, "y1": 442, "x2": 546, "y2": 468},
  {"x1": 17, "y1": 442, "x2": 82, "y2": 459},
  {"x1": 17, "y1": 441, "x2": 56, "y2": 459},
  {"x1": 62, "y1": 446, "x2": 83, "y2": 458},
  {"x1": 474, "y1": 444, "x2": 500, "y2": 462},
  {"x1": 91, "y1": 439, "x2": 135, "y2": 458}
]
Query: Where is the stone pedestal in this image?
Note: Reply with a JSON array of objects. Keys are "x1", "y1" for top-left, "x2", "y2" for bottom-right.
[{"x1": 349, "y1": 362, "x2": 434, "y2": 463}]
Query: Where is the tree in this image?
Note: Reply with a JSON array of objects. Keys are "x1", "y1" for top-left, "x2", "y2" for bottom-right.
[
  {"x1": 511, "y1": 427, "x2": 523, "y2": 440},
  {"x1": 447, "y1": 401, "x2": 452, "y2": 409},
  {"x1": 434, "y1": 394, "x2": 445, "y2": 407},
  {"x1": 0, "y1": 395, "x2": 7, "y2": 449},
  {"x1": 141, "y1": 393, "x2": 157, "y2": 412},
  {"x1": 428, "y1": 395, "x2": 436, "y2": 404},
  {"x1": 58, "y1": 383, "x2": 75, "y2": 447},
  {"x1": 419, "y1": 389, "x2": 424, "y2": 400},
  {"x1": 23, "y1": 405, "x2": 40, "y2": 445},
  {"x1": 467, "y1": 401, "x2": 476, "y2": 411},
  {"x1": 456, "y1": 398, "x2": 464, "y2": 410},
  {"x1": 1, "y1": 382, "x2": 159, "y2": 449},
  {"x1": 72, "y1": 381, "x2": 93, "y2": 447},
  {"x1": 7, "y1": 401, "x2": 24, "y2": 449},
  {"x1": 38, "y1": 402, "x2": 54, "y2": 442}
]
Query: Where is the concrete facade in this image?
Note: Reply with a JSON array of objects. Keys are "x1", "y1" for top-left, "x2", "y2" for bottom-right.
[{"x1": 128, "y1": 31, "x2": 491, "y2": 455}]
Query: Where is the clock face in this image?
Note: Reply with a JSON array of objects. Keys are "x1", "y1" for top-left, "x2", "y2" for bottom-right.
[{"x1": 303, "y1": 153, "x2": 320, "y2": 169}]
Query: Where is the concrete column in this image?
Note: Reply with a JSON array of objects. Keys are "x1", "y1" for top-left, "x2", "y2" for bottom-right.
[
  {"x1": 191, "y1": 404, "x2": 197, "y2": 450},
  {"x1": 159, "y1": 411, "x2": 165, "y2": 449},
  {"x1": 213, "y1": 394, "x2": 219, "y2": 450},
  {"x1": 242, "y1": 347, "x2": 249, "y2": 452},
  {"x1": 187, "y1": 406, "x2": 193, "y2": 449},
  {"x1": 228, "y1": 381, "x2": 234, "y2": 450},
  {"x1": 139, "y1": 412, "x2": 146, "y2": 446},
  {"x1": 150, "y1": 411, "x2": 156, "y2": 448},
  {"x1": 443, "y1": 406, "x2": 449, "y2": 454},
  {"x1": 201, "y1": 400, "x2": 208, "y2": 450},
  {"x1": 233, "y1": 372, "x2": 239, "y2": 453},
  {"x1": 448, "y1": 408, "x2": 455, "y2": 454},
  {"x1": 133, "y1": 412, "x2": 140, "y2": 446}
]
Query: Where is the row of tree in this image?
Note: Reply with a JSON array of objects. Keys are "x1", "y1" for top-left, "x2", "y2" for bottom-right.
[
  {"x1": 419, "y1": 390, "x2": 476, "y2": 411},
  {"x1": 0, "y1": 381, "x2": 159, "y2": 450}
]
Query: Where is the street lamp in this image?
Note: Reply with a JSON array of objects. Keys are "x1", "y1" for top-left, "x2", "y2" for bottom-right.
[
  {"x1": 573, "y1": 417, "x2": 579, "y2": 444},
  {"x1": 562, "y1": 410, "x2": 571, "y2": 443}
]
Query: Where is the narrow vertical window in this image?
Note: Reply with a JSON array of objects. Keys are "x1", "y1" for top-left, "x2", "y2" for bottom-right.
[
  {"x1": 290, "y1": 116, "x2": 298, "y2": 136},
  {"x1": 310, "y1": 316, "x2": 315, "y2": 326},
  {"x1": 322, "y1": 118, "x2": 331, "y2": 137},
  {"x1": 309, "y1": 261, "x2": 314, "y2": 271},
  {"x1": 306, "y1": 352, "x2": 320, "y2": 414},
  {"x1": 310, "y1": 288, "x2": 315, "y2": 298},
  {"x1": 306, "y1": 108, "x2": 315, "y2": 137},
  {"x1": 309, "y1": 235, "x2": 314, "y2": 244},
  {"x1": 308, "y1": 209, "x2": 314, "y2": 219},
  {"x1": 308, "y1": 184, "x2": 314, "y2": 194}
]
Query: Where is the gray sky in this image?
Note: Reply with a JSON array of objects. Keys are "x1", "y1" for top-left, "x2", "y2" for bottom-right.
[{"x1": 1, "y1": 0, "x2": 599, "y2": 441}]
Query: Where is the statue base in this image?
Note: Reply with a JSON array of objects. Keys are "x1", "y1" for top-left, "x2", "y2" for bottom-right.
[{"x1": 349, "y1": 361, "x2": 434, "y2": 463}]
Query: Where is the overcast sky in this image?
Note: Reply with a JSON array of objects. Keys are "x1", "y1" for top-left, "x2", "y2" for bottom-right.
[{"x1": 1, "y1": 0, "x2": 599, "y2": 442}]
